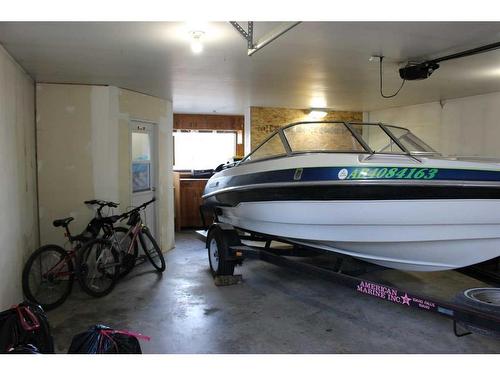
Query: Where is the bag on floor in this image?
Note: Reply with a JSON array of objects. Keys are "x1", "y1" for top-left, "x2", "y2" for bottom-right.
[
  {"x1": 7, "y1": 344, "x2": 40, "y2": 354},
  {"x1": 67, "y1": 324, "x2": 149, "y2": 354},
  {"x1": 0, "y1": 301, "x2": 54, "y2": 353}
]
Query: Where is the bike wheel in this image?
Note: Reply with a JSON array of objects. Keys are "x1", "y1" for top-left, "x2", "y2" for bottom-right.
[
  {"x1": 22, "y1": 245, "x2": 74, "y2": 311},
  {"x1": 138, "y1": 226, "x2": 166, "y2": 272},
  {"x1": 77, "y1": 238, "x2": 120, "y2": 297},
  {"x1": 112, "y1": 226, "x2": 138, "y2": 278}
]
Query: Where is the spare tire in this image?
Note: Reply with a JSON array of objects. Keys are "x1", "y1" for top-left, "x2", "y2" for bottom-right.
[{"x1": 454, "y1": 288, "x2": 500, "y2": 338}]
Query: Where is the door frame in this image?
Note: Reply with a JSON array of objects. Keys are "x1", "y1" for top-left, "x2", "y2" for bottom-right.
[{"x1": 129, "y1": 118, "x2": 159, "y2": 238}]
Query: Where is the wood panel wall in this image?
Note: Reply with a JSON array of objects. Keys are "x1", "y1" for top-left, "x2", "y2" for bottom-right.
[
  {"x1": 179, "y1": 178, "x2": 207, "y2": 228},
  {"x1": 250, "y1": 106, "x2": 363, "y2": 151},
  {"x1": 174, "y1": 113, "x2": 244, "y2": 130}
]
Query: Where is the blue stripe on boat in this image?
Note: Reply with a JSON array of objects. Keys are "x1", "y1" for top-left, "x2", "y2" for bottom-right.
[{"x1": 205, "y1": 166, "x2": 500, "y2": 194}]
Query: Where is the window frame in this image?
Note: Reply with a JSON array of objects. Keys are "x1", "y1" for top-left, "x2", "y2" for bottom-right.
[{"x1": 172, "y1": 129, "x2": 238, "y2": 172}]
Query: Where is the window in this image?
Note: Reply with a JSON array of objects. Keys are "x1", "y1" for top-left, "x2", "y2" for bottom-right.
[
  {"x1": 360, "y1": 124, "x2": 405, "y2": 154},
  {"x1": 132, "y1": 132, "x2": 152, "y2": 193},
  {"x1": 240, "y1": 122, "x2": 438, "y2": 164},
  {"x1": 245, "y1": 133, "x2": 287, "y2": 162},
  {"x1": 385, "y1": 126, "x2": 438, "y2": 154},
  {"x1": 173, "y1": 131, "x2": 236, "y2": 170},
  {"x1": 284, "y1": 122, "x2": 364, "y2": 152}
]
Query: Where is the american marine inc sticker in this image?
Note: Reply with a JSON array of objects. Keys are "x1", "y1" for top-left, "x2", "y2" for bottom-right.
[
  {"x1": 357, "y1": 281, "x2": 411, "y2": 305},
  {"x1": 356, "y1": 281, "x2": 437, "y2": 310}
]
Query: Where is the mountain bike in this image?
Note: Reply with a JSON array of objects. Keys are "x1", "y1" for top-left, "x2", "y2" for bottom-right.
[
  {"x1": 22, "y1": 200, "x2": 125, "y2": 310},
  {"x1": 98, "y1": 198, "x2": 166, "y2": 278},
  {"x1": 125, "y1": 198, "x2": 166, "y2": 273}
]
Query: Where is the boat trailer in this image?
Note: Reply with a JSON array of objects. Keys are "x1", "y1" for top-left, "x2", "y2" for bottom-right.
[{"x1": 198, "y1": 223, "x2": 500, "y2": 339}]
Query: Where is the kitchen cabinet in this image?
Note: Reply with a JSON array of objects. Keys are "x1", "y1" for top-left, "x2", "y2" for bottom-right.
[{"x1": 178, "y1": 178, "x2": 210, "y2": 228}]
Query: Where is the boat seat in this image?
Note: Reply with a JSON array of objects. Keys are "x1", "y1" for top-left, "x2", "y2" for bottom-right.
[{"x1": 53, "y1": 217, "x2": 74, "y2": 228}]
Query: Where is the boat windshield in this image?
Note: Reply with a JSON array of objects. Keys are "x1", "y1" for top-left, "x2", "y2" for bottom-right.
[
  {"x1": 381, "y1": 125, "x2": 438, "y2": 155},
  {"x1": 242, "y1": 121, "x2": 439, "y2": 163}
]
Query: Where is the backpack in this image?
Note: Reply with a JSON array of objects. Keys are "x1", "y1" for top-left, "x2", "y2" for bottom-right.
[
  {"x1": 68, "y1": 324, "x2": 148, "y2": 354},
  {"x1": 0, "y1": 301, "x2": 55, "y2": 353},
  {"x1": 7, "y1": 344, "x2": 40, "y2": 354}
]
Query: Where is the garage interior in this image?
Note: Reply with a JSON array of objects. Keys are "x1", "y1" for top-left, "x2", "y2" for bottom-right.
[{"x1": 1, "y1": 20, "x2": 500, "y2": 354}]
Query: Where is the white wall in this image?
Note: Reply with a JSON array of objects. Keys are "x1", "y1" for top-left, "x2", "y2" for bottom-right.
[
  {"x1": 117, "y1": 88, "x2": 175, "y2": 251},
  {"x1": 366, "y1": 92, "x2": 500, "y2": 158},
  {"x1": 37, "y1": 84, "x2": 175, "y2": 251},
  {"x1": 0, "y1": 45, "x2": 38, "y2": 310},
  {"x1": 244, "y1": 106, "x2": 251, "y2": 155}
]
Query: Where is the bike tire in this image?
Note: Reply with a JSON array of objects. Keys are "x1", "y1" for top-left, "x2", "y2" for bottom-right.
[
  {"x1": 22, "y1": 245, "x2": 74, "y2": 311},
  {"x1": 139, "y1": 226, "x2": 166, "y2": 272},
  {"x1": 77, "y1": 238, "x2": 120, "y2": 297}
]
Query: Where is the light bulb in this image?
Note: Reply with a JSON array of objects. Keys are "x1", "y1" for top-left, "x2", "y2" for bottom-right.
[
  {"x1": 191, "y1": 39, "x2": 203, "y2": 54},
  {"x1": 308, "y1": 109, "x2": 328, "y2": 119},
  {"x1": 189, "y1": 31, "x2": 204, "y2": 54}
]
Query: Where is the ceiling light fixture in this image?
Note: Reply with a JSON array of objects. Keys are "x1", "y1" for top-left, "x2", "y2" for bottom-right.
[
  {"x1": 308, "y1": 109, "x2": 328, "y2": 119},
  {"x1": 190, "y1": 31, "x2": 205, "y2": 54}
]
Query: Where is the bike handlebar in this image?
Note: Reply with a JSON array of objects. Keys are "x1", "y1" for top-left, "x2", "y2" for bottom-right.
[
  {"x1": 141, "y1": 197, "x2": 156, "y2": 208},
  {"x1": 90, "y1": 198, "x2": 156, "y2": 226},
  {"x1": 117, "y1": 197, "x2": 156, "y2": 221},
  {"x1": 84, "y1": 199, "x2": 119, "y2": 208}
]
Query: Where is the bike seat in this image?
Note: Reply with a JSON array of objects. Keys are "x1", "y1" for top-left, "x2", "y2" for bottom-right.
[{"x1": 53, "y1": 217, "x2": 74, "y2": 228}]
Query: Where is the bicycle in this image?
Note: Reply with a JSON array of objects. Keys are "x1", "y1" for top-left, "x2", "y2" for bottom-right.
[
  {"x1": 124, "y1": 198, "x2": 166, "y2": 273},
  {"x1": 22, "y1": 200, "x2": 125, "y2": 310},
  {"x1": 98, "y1": 198, "x2": 166, "y2": 278}
]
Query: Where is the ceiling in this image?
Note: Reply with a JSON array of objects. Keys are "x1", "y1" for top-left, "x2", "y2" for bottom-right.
[{"x1": 2, "y1": 21, "x2": 500, "y2": 114}]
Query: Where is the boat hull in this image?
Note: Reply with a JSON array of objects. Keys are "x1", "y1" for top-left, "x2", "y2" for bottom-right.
[{"x1": 218, "y1": 199, "x2": 500, "y2": 271}]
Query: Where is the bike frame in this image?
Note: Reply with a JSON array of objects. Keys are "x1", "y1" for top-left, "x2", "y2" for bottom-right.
[
  {"x1": 42, "y1": 240, "x2": 80, "y2": 279},
  {"x1": 42, "y1": 201, "x2": 117, "y2": 280},
  {"x1": 109, "y1": 216, "x2": 144, "y2": 255}
]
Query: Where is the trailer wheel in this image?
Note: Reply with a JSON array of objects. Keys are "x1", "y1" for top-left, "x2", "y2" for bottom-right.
[
  {"x1": 455, "y1": 288, "x2": 500, "y2": 315},
  {"x1": 207, "y1": 225, "x2": 240, "y2": 276},
  {"x1": 454, "y1": 288, "x2": 500, "y2": 338}
]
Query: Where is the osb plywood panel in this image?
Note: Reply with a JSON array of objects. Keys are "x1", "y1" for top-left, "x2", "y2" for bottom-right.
[
  {"x1": 250, "y1": 106, "x2": 363, "y2": 150},
  {"x1": 285, "y1": 122, "x2": 365, "y2": 152}
]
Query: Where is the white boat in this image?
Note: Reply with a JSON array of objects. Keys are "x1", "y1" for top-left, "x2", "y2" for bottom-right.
[{"x1": 202, "y1": 121, "x2": 500, "y2": 271}]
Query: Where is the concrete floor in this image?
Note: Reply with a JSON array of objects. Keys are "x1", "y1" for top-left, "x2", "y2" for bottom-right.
[{"x1": 48, "y1": 231, "x2": 500, "y2": 353}]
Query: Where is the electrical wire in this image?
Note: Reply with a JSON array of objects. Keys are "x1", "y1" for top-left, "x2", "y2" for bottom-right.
[{"x1": 379, "y1": 56, "x2": 406, "y2": 98}]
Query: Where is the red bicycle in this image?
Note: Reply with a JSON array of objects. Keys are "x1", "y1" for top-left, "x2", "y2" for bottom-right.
[{"x1": 22, "y1": 200, "x2": 128, "y2": 310}]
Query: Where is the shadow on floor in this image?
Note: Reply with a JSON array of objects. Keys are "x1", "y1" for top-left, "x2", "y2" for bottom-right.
[{"x1": 47, "y1": 231, "x2": 500, "y2": 354}]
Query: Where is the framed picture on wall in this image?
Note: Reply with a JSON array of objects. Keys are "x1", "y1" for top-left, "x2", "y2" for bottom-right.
[{"x1": 132, "y1": 163, "x2": 151, "y2": 192}]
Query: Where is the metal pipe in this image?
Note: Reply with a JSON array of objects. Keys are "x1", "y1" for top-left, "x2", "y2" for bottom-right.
[
  {"x1": 431, "y1": 40, "x2": 500, "y2": 64},
  {"x1": 247, "y1": 21, "x2": 254, "y2": 49},
  {"x1": 230, "y1": 21, "x2": 250, "y2": 41},
  {"x1": 248, "y1": 22, "x2": 301, "y2": 56}
]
